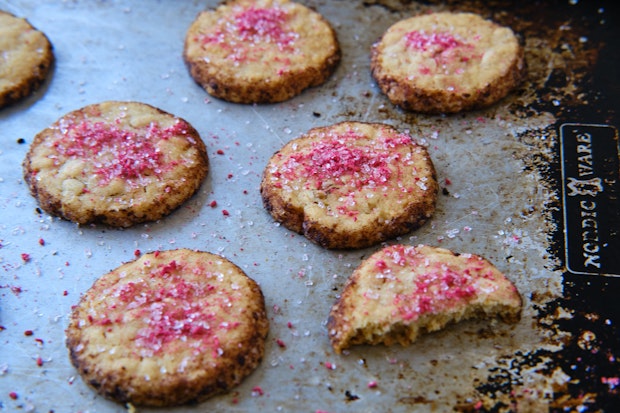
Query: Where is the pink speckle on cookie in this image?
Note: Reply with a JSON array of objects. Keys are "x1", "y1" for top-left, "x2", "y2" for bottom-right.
[
  {"x1": 199, "y1": 4, "x2": 297, "y2": 65},
  {"x1": 89, "y1": 258, "x2": 242, "y2": 357},
  {"x1": 262, "y1": 123, "x2": 438, "y2": 225},
  {"x1": 377, "y1": 245, "x2": 493, "y2": 321},
  {"x1": 234, "y1": 6, "x2": 296, "y2": 49},
  {"x1": 272, "y1": 128, "x2": 414, "y2": 199},
  {"x1": 52, "y1": 119, "x2": 190, "y2": 186},
  {"x1": 404, "y1": 30, "x2": 478, "y2": 76},
  {"x1": 405, "y1": 30, "x2": 464, "y2": 53},
  {"x1": 375, "y1": 259, "x2": 388, "y2": 271}
]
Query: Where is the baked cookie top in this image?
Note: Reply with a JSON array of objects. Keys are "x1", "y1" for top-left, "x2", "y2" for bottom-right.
[
  {"x1": 0, "y1": 10, "x2": 54, "y2": 108},
  {"x1": 371, "y1": 12, "x2": 525, "y2": 113},
  {"x1": 66, "y1": 249, "x2": 269, "y2": 407},
  {"x1": 261, "y1": 121, "x2": 438, "y2": 249},
  {"x1": 23, "y1": 101, "x2": 208, "y2": 227},
  {"x1": 183, "y1": 0, "x2": 340, "y2": 103},
  {"x1": 328, "y1": 244, "x2": 522, "y2": 354}
]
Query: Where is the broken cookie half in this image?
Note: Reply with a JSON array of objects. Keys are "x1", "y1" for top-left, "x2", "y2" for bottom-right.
[{"x1": 327, "y1": 244, "x2": 522, "y2": 354}]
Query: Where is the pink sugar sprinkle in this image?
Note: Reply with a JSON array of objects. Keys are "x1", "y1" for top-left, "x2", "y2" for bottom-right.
[
  {"x1": 20, "y1": 253, "x2": 30, "y2": 262},
  {"x1": 403, "y1": 269, "x2": 477, "y2": 319},
  {"x1": 158, "y1": 260, "x2": 178, "y2": 276},
  {"x1": 53, "y1": 119, "x2": 189, "y2": 185},
  {"x1": 375, "y1": 259, "x2": 388, "y2": 271},
  {"x1": 138, "y1": 290, "x2": 213, "y2": 349},
  {"x1": 251, "y1": 386, "x2": 264, "y2": 396},
  {"x1": 288, "y1": 132, "x2": 394, "y2": 186},
  {"x1": 234, "y1": 6, "x2": 295, "y2": 49},
  {"x1": 200, "y1": 4, "x2": 297, "y2": 64},
  {"x1": 404, "y1": 30, "x2": 477, "y2": 76},
  {"x1": 602, "y1": 376, "x2": 619, "y2": 389},
  {"x1": 274, "y1": 128, "x2": 414, "y2": 213},
  {"x1": 100, "y1": 259, "x2": 240, "y2": 355},
  {"x1": 381, "y1": 246, "x2": 481, "y2": 320},
  {"x1": 405, "y1": 30, "x2": 464, "y2": 52}
]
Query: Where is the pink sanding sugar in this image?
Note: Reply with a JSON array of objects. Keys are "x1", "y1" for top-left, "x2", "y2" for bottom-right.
[{"x1": 53, "y1": 118, "x2": 191, "y2": 185}]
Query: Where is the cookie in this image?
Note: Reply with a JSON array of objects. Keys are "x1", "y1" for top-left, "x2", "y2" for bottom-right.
[
  {"x1": 327, "y1": 244, "x2": 522, "y2": 354},
  {"x1": 0, "y1": 10, "x2": 54, "y2": 108},
  {"x1": 261, "y1": 121, "x2": 438, "y2": 249},
  {"x1": 23, "y1": 101, "x2": 208, "y2": 227},
  {"x1": 183, "y1": 0, "x2": 340, "y2": 103},
  {"x1": 66, "y1": 249, "x2": 269, "y2": 407},
  {"x1": 371, "y1": 12, "x2": 525, "y2": 113}
]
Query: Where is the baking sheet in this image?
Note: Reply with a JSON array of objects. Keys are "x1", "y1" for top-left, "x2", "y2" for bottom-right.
[{"x1": 0, "y1": 1, "x2": 617, "y2": 412}]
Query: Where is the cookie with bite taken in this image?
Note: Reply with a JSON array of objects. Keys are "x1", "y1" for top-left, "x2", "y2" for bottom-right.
[{"x1": 328, "y1": 244, "x2": 522, "y2": 354}]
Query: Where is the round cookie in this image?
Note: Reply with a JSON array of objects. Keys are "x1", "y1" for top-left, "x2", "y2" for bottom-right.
[
  {"x1": 0, "y1": 10, "x2": 54, "y2": 108},
  {"x1": 183, "y1": 0, "x2": 340, "y2": 104},
  {"x1": 23, "y1": 101, "x2": 209, "y2": 227},
  {"x1": 66, "y1": 249, "x2": 269, "y2": 407},
  {"x1": 371, "y1": 12, "x2": 525, "y2": 114},
  {"x1": 260, "y1": 121, "x2": 438, "y2": 249},
  {"x1": 327, "y1": 244, "x2": 522, "y2": 354}
]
